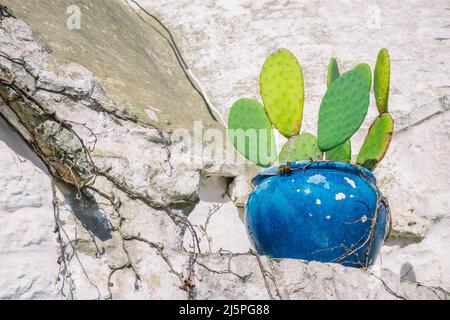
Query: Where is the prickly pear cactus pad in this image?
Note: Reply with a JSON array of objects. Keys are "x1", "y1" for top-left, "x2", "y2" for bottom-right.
[
  {"x1": 374, "y1": 48, "x2": 390, "y2": 113},
  {"x1": 317, "y1": 65, "x2": 372, "y2": 151},
  {"x1": 279, "y1": 133, "x2": 322, "y2": 163},
  {"x1": 325, "y1": 140, "x2": 352, "y2": 162},
  {"x1": 327, "y1": 57, "x2": 340, "y2": 88},
  {"x1": 260, "y1": 48, "x2": 304, "y2": 138},
  {"x1": 356, "y1": 113, "x2": 394, "y2": 170},
  {"x1": 325, "y1": 57, "x2": 352, "y2": 162},
  {"x1": 228, "y1": 98, "x2": 277, "y2": 167}
]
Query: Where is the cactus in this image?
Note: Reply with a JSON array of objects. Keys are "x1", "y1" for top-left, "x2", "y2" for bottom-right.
[
  {"x1": 356, "y1": 113, "x2": 394, "y2": 170},
  {"x1": 317, "y1": 64, "x2": 371, "y2": 151},
  {"x1": 374, "y1": 48, "x2": 390, "y2": 113},
  {"x1": 279, "y1": 133, "x2": 322, "y2": 163},
  {"x1": 228, "y1": 48, "x2": 393, "y2": 171},
  {"x1": 228, "y1": 98, "x2": 277, "y2": 167},
  {"x1": 325, "y1": 140, "x2": 352, "y2": 162},
  {"x1": 327, "y1": 58, "x2": 340, "y2": 88},
  {"x1": 260, "y1": 48, "x2": 304, "y2": 138}
]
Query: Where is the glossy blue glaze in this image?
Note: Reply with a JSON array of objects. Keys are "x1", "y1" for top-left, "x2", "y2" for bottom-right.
[{"x1": 245, "y1": 161, "x2": 389, "y2": 268}]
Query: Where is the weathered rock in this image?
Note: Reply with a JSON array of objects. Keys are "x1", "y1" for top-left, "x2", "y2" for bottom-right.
[
  {"x1": 0, "y1": 8, "x2": 204, "y2": 299},
  {"x1": 140, "y1": 0, "x2": 450, "y2": 294}
]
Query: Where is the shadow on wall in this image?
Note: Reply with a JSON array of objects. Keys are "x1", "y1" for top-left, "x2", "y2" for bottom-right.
[
  {"x1": 56, "y1": 181, "x2": 112, "y2": 242},
  {"x1": 0, "y1": 113, "x2": 112, "y2": 241}
]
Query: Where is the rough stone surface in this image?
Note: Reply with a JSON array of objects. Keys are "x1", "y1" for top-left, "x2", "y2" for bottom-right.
[
  {"x1": 2, "y1": 0, "x2": 223, "y2": 132},
  {"x1": 139, "y1": 0, "x2": 450, "y2": 132},
  {"x1": 0, "y1": 1, "x2": 449, "y2": 300},
  {"x1": 139, "y1": 0, "x2": 450, "y2": 294},
  {"x1": 0, "y1": 116, "x2": 59, "y2": 300}
]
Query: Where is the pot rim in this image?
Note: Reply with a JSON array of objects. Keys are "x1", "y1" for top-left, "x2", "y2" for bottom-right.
[{"x1": 252, "y1": 161, "x2": 377, "y2": 187}]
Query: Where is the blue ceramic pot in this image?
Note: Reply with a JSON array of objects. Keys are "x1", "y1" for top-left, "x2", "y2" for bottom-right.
[{"x1": 245, "y1": 161, "x2": 390, "y2": 268}]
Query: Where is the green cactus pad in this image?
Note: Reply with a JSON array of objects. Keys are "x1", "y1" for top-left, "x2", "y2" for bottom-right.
[
  {"x1": 325, "y1": 58, "x2": 352, "y2": 162},
  {"x1": 327, "y1": 57, "x2": 340, "y2": 88},
  {"x1": 228, "y1": 98, "x2": 277, "y2": 167},
  {"x1": 279, "y1": 133, "x2": 322, "y2": 163},
  {"x1": 260, "y1": 48, "x2": 304, "y2": 138},
  {"x1": 356, "y1": 113, "x2": 394, "y2": 170},
  {"x1": 354, "y1": 63, "x2": 372, "y2": 91},
  {"x1": 317, "y1": 65, "x2": 372, "y2": 151},
  {"x1": 325, "y1": 140, "x2": 352, "y2": 162},
  {"x1": 374, "y1": 48, "x2": 390, "y2": 113}
]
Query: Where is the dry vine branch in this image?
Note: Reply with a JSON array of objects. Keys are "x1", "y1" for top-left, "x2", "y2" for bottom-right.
[
  {"x1": 0, "y1": 4, "x2": 15, "y2": 21},
  {"x1": 366, "y1": 270, "x2": 407, "y2": 300},
  {"x1": 195, "y1": 256, "x2": 252, "y2": 281}
]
